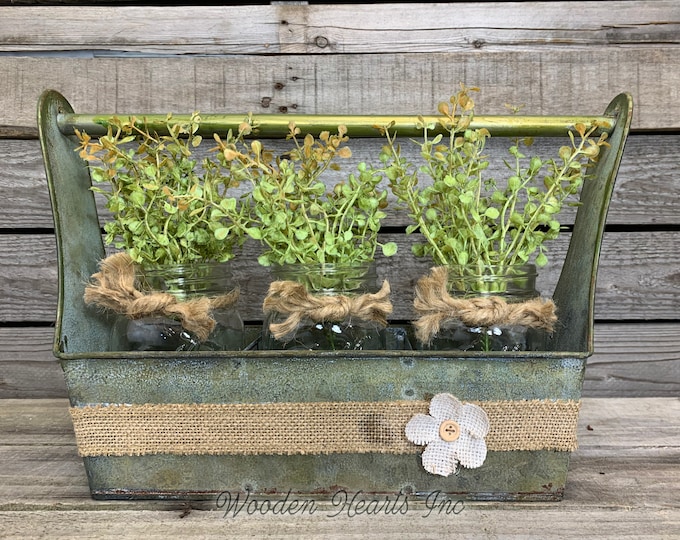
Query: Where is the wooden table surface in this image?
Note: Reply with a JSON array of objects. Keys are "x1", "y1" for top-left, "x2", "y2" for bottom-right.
[{"x1": 1, "y1": 397, "x2": 678, "y2": 539}]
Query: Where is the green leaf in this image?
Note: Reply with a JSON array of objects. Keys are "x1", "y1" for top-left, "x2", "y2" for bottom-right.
[
  {"x1": 459, "y1": 192, "x2": 474, "y2": 206},
  {"x1": 252, "y1": 187, "x2": 265, "y2": 202},
  {"x1": 516, "y1": 250, "x2": 529, "y2": 262},
  {"x1": 129, "y1": 191, "x2": 146, "y2": 206},
  {"x1": 510, "y1": 212, "x2": 524, "y2": 227},
  {"x1": 220, "y1": 198, "x2": 237, "y2": 212},
  {"x1": 484, "y1": 207, "x2": 500, "y2": 220},
  {"x1": 507, "y1": 176, "x2": 521, "y2": 191},
  {"x1": 443, "y1": 175, "x2": 456, "y2": 187},
  {"x1": 90, "y1": 169, "x2": 108, "y2": 183},
  {"x1": 472, "y1": 223, "x2": 486, "y2": 241},
  {"x1": 411, "y1": 243, "x2": 425, "y2": 257},
  {"x1": 214, "y1": 227, "x2": 229, "y2": 240},
  {"x1": 381, "y1": 242, "x2": 398, "y2": 257},
  {"x1": 127, "y1": 220, "x2": 143, "y2": 234}
]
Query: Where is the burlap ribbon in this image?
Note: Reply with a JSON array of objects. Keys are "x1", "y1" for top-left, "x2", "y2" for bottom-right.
[
  {"x1": 262, "y1": 279, "x2": 393, "y2": 340},
  {"x1": 414, "y1": 266, "x2": 557, "y2": 345},
  {"x1": 84, "y1": 253, "x2": 239, "y2": 341},
  {"x1": 68, "y1": 399, "x2": 580, "y2": 457}
]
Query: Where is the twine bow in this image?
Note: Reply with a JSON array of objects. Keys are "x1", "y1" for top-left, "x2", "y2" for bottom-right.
[
  {"x1": 263, "y1": 279, "x2": 393, "y2": 340},
  {"x1": 83, "y1": 253, "x2": 239, "y2": 342},
  {"x1": 413, "y1": 266, "x2": 557, "y2": 345}
]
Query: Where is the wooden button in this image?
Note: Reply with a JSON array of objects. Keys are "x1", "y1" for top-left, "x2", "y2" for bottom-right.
[{"x1": 439, "y1": 420, "x2": 461, "y2": 442}]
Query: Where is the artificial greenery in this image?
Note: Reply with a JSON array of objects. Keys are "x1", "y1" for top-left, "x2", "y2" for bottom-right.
[
  {"x1": 378, "y1": 84, "x2": 610, "y2": 275},
  {"x1": 212, "y1": 121, "x2": 398, "y2": 268},
  {"x1": 74, "y1": 113, "x2": 249, "y2": 267}
]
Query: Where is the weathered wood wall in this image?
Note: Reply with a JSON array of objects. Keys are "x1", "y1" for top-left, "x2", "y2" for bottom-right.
[{"x1": 0, "y1": 1, "x2": 679, "y2": 399}]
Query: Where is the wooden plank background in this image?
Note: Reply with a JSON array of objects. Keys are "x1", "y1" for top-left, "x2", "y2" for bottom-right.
[
  {"x1": 2, "y1": 397, "x2": 678, "y2": 536},
  {"x1": 0, "y1": 1, "x2": 678, "y2": 399}
]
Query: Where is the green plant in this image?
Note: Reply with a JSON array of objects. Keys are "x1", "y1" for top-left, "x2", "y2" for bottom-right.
[
  {"x1": 74, "y1": 113, "x2": 249, "y2": 267},
  {"x1": 378, "y1": 85, "x2": 610, "y2": 277},
  {"x1": 213, "y1": 121, "x2": 398, "y2": 268}
]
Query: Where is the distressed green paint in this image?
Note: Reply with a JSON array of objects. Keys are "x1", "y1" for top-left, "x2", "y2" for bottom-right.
[
  {"x1": 39, "y1": 90, "x2": 633, "y2": 501},
  {"x1": 61, "y1": 352, "x2": 585, "y2": 406},
  {"x1": 83, "y1": 451, "x2": 570, "y2": 501},
  {"x1": 64, "y1": 351, "x2": 580, "y2": 501}
]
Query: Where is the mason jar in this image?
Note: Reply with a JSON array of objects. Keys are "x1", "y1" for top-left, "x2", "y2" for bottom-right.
[
  {"x1": 415, "y1": 264, "x2": 550, "y2": 352},
  {"x1": 260, "y1": 263, "x2": 389, "y2": 351},
  {"x1": 113, "y1": 262, "x2": 244, "y2": 351}
]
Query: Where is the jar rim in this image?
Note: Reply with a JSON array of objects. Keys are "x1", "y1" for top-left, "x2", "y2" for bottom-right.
[
  {"x1": 444, "y1": 263, "x2": 537, "y2": 277},
  {"x1": 443, "y1": 263, "x2": 539, "y2": 299},
  {"x1": 270, "y1": 261, "x2": 378, "y2": 294}
]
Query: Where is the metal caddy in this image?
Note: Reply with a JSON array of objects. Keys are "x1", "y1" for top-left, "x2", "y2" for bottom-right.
[{"x1": 38, "y1": 90, "x2": 632, "y2": 501}]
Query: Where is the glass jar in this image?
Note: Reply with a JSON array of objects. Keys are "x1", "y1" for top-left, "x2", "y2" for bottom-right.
[
  {"x1": 260, "y1": 263, "x2": 389, "y2": 351},
  {"x1": 416, "y1": 264, "x2": 550, "y2": 352},
  {"x1": 113, "y1": 262, "x2": 244, "y2": 351}
]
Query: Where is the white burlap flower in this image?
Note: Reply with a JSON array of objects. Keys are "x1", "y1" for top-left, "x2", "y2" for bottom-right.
[{"x1": 405, "y1": 393, "x2": 490, "y2": 477}]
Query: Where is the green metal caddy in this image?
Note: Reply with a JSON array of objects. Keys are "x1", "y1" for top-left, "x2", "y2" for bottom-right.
[{"x1": 38, "y1": 90, "x2": 632, "y2": 501}]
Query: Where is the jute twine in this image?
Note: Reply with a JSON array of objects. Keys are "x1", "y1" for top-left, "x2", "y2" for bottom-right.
[
  {"x1": 262, "y1": 280, "x2": 393, "y2": 340},
  {"x1": 413, "y1": 266, "x2": 557, "y2": 345},
  {"x1": 83, "y1": 252, "x2": 239, "y2": 342},
  {"x1": 69, "y1": 399, "x2": 580, "y2": 457}
]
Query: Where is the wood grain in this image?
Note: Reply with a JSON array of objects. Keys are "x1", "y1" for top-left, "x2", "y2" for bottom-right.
[
  {"x1": 0, "y1": 2, "x2": 678, "y2": 129},
  {"x1": 583, "y1": 323, "x2": 680, "y2": 397},
  {"x1": 0, "y1": 397, "x2": 677, "y2": 537},
  {"x1": 1, "y1": 0, "x2": 679, "y2": 403},
  {"x1": 2, "y1": 230, "x2": 679, "y2": 322},
  {"x1": 1, "y1": 3, "x2": 678, "y2": 53},
  {"x1": 2, "y1": 322, "x2": 678, "y2": 400},
  {"x1": 3, "y1": 134, "x2": 679, "y2": 229},
  {"x1": 0, "y1": 50, "x2": 678, "y2": 129}
]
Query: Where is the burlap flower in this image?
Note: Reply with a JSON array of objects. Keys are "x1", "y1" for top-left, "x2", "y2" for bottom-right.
[{"x1": 405, "y1": 393, "x2": 490, "y2": 476}]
